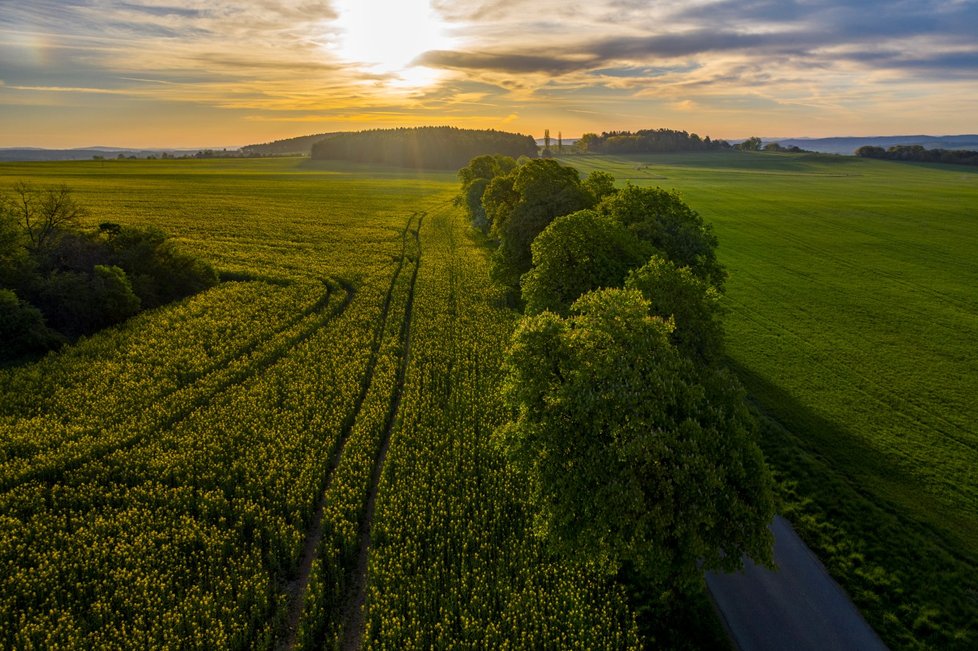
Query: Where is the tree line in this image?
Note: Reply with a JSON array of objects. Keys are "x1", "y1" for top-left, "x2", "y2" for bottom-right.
[
  {"x1": 575, "y1": 128, "x2": 732, "y2": 154},
  {"x1": 241, "y1": 132, "x2": 338, "y2": 157},
  {"x1": 311, "y1": 126, "x2": 538, "y2": 169},
  {"x1": 456, "y1": 154, "x2": 774, "y2": 644},
  {"x1": 855, "y1": 144, "x2": 978, "y2": 166},
  {"x1": 1, "y1": 184, "x2": 217, "y2": 362}
]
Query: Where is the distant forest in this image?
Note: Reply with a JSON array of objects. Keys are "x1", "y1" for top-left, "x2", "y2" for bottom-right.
[
  {"x1": 855, "y1": 145, "x2": 978, "y2": 167},
  {"x1": 241, "y1": 133, "x2": 337, "y2": 157},
  {"x1": 576, "y1": 129, "x2": 731, "y2": 154},
  {"x1": 310, "y1": 127, "x2": 538, "y2": 169}
]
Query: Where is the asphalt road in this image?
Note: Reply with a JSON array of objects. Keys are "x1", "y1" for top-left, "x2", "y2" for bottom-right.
[{"x1": 705, "y1": 515, "x2": 889, "y2": 651}]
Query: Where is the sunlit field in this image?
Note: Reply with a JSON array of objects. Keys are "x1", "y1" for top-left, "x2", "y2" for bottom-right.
[
  {"x1": 571, "y1": 151, "x2": 978, "y2": 648},
  {"x1": 0, "y1": 158, "x2": 639, "y2": 648},
  {"x1": 2, "y1": 153, "x2": 977, "y2": 649}
]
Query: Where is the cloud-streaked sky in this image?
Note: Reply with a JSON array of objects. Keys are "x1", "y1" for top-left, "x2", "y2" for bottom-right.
[{"x1": 1, "y1": 0, "x2": 976, "y2": 147}]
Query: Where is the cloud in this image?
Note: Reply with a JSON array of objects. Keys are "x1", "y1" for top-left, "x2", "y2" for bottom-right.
[
  {"x1": 1, "y1": 0, "x2": 977, "y2": 145},
  {"x1": 416, "y1": 50, "x2": 593, "y2": 75}
]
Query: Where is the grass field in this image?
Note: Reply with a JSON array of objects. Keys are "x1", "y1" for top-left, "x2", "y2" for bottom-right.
[{"x1": 570, "y1": 151, "x2": 978, "y2": 648}]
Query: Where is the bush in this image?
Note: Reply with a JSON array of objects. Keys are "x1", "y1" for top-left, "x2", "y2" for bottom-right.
[{"x1": 0, "y1": 288, "x2": 61, "y2": 360}]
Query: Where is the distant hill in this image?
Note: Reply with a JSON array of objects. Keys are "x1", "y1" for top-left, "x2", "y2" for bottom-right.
[
  {"x1": 240, "y1": 133, "x2": 338, "y2": 156},
  {"x1": 310, "y1": 126, "x2": 538, "y2": 169},
  {"x1": 0, "y1": 147, "x2": 223, "y2": 162},
  {"x1": 770, "y1": 135, "x2": 978, "y2": 155}
]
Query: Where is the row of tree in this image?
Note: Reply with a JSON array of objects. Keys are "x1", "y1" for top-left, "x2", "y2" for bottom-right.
[
  {"x1": 456, "y1": 155, "x2": 774, "y2": 642},
  {"x1": 576, "y1": 129, "x2": 731, "y2": 154},
  {"x1": 310, "y1": 126, "x2": 538, "y2": 169},
  {"x1": 1, "y1": 184, "x2": 218, "y2": 362},
  {"x1": 855, "y1": 144, "x2": 978, "y2": 166}
]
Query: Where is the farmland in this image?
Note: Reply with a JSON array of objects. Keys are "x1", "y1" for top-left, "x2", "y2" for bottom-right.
[
  {"x1": 0, "y1": 158, "x2": 636, "y2": 648},
  {"x1": 571, "y1": 151, "x2": 978, "y2": 647},
  {"x1": 1, "y1": 152, "x2": 977, "y2": 649}
]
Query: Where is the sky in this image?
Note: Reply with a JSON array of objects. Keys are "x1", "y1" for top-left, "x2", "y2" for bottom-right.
[{"x1": 1, "y1": 0, "x2": 976, "y2": 148}]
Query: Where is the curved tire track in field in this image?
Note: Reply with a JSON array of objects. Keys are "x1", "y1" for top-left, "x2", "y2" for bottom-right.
[
  {"x1": 279, "y1": 213, "x2": 421, "y2": 651},
  {"x1": 0, "y1": 276, "x2": 352, "y2": 493},
  {"x1": 340, "y1": 213, "x2": 422, "y2": 651}
]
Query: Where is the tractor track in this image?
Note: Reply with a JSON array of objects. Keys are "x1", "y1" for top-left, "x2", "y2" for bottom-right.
[
  {"x1": 0, "y1": 276, "x2": 353, "y2": 492},
  {"x1": 340, "y1": 213, "x2": 422, "y2": 651},
  {"x1": 279, "y1": 213, "x2": 422, "y2": 651}
]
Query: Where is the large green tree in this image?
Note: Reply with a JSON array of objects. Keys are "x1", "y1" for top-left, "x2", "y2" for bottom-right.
[
  {"x1": 598, "y1": 185, "x2": 725, "y2": 289},
  {"x1": 496, "y1": 288, "x2": 774, "y2": 589},
  {"x1": 484, "y1": 159, "x2": 594, "y2": 288},
  {"x1": 625, "y1": 255, "x2": 725, "y2": 364},
  {"x1": 521, "y1": 209, "x2": 651, "y2": 315}
]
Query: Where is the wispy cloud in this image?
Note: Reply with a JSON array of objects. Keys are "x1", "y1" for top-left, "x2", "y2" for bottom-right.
[{"x1": 0, "y1": 0, "x2": 976, "y2": 147}]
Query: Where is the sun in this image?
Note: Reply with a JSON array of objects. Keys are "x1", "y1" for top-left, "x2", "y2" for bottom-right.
[{"x1": 329, "y1": 0, "x2": 452, "y2": 83}]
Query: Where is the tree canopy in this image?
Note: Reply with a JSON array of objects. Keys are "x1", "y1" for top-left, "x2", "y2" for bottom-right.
[
  {"x1": 598, "y1": 185, "x2": 725, "y2": 289},
  {"x1": 484, "y1": 159, "x2": 594, "y2": 288},
  {"x1": 625, "y1": 255, "x2": 725, "y2": 364},
  {"x1": 496, "y1": 288, "x2": 775, "y2": 588},
  {"x1": 521, "y1": 209, "x2": 651, "y2": 316},
  {"x1": 855, "y1": 144, "x2": 978, "y2": 166},
  {"x1": 576, "y1": 129, "x2": 730, "y2": 154},
  {"x1": 456, "y1": 154, "x2": 518, "y2": 232}
]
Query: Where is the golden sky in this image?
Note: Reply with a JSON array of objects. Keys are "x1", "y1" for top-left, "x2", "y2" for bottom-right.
[{"x1": 1, "y1": 0, "x2": 977, "y2": 148}]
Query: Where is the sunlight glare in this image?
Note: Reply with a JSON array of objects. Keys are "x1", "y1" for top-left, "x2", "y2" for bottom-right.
[{"x1": 329, "y1": 0, "x2": 452, "y2": 84}]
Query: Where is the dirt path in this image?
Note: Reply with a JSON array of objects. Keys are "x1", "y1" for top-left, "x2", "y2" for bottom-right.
[
  {"x1": 705, "y1": 515, "x2": 889, "y2": 651},
  {"x1": 340, "y1": 214, "x2": 422, "y2": 651}
]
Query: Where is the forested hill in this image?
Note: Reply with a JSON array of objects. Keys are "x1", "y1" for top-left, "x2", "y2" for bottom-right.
[
  {"x1": 310, "y1": 126, "x2": 538, "y2": 169},
  {"x1": 241, "y1": 132, "x2": 338, "y2": 156}
]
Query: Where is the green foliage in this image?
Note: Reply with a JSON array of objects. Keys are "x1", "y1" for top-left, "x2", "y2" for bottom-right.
[
  {"x1": 0, "y1": 182, "x2": 217, "y2": 347},
  {"x1": 486, "y1": 159, "x2": 594, "y2": 288},
  {"x1": 310, "y1": 126, "x2": 537, "y2": 169},
  {"x1": 625, "y1": 255, "x2": 724, "y2": 364},
  {"x1": 105, "y1": 225, "x2": 218, "y2": 308},
  {"x1": 497, "y1": 287, "x2": 775, "y2": 589},
  {"x1": 456, "y1": 154, "x2": 516, "y2": 231},
  {"x1": 0, "y1": 289, "x2": 61, "y2": 360},
  {"x1": 577, "y1": 129, "x2": 730, "y2": 154},
  {"x1": 92, "y1": 264, "x2": 141, "y2": 323},
  {"x1": 598, "y1": 184, "x2": 725, "y2": 288},
  {"x1": 583, "y1": 170, "x2": 618, "y2": 202},
  {"x1": 736, "y1": 136, "x2": 763, "y2": 151},
  {"x1": 856, "y1": 144, "x2": 978, "y2": 166},
  {"x1": 35, "y1": 266, "x2": 139, "y2": 335},
  {"x1": 521, "y1": 209, "x2": 651, "y2": 315}
]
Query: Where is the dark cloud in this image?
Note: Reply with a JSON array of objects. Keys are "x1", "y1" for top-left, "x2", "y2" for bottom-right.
[
  {"x1": 418, "y1": 0, "x2": 978, "y2": 82},
  {"x1": 582, "y1": 30, "x2": 811, "y2": 60},
  {"x1": 415, "y1": 50, "x2": 594, "y2": 74}
]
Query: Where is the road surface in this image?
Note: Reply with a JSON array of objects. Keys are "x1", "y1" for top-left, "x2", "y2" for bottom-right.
[{"x1": 705, "y1": 515, "x2": 889, "y2": 651}]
